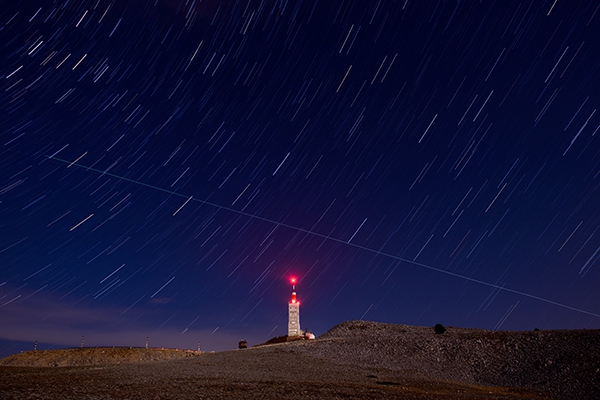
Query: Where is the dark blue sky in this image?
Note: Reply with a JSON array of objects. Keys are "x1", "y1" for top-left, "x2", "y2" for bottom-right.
[{"x1": 1, "y1": 0, "x2": 600, "y2": 355}]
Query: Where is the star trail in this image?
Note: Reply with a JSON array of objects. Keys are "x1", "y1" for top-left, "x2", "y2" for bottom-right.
[{"x1": 1, "y1": 0, "x2": 600, "y2": 354}]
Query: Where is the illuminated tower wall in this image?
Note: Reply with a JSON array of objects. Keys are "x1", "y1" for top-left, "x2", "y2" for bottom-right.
[{"x1": 288, "y1": 280, "x2": 300, "y2": 337}]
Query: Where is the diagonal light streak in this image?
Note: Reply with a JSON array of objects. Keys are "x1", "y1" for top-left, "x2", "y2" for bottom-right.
[{"x1": 47, "y1": 155, "x2": 600, "y2": 319}]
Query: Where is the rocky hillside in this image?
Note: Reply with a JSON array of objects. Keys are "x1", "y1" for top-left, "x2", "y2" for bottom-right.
[
  {"x1": 1, "y1": 321, "x2": 598, "y2": 399},
  {"x1": 295, "y1": 320, "x2": 600, "y2": 400},
  {"x1": 0, "y1": 347, "x2": 199, "y2": 367}
]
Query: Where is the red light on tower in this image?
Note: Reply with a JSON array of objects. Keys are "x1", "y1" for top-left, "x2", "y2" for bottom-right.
[{"x1": 290, "y1": 277, "x2": 297, "y2": 304}]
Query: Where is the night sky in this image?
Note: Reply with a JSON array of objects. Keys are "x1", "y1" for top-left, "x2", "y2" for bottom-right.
[{"x1": 2, "y1": 0, "x2": 600, "y2": 355}]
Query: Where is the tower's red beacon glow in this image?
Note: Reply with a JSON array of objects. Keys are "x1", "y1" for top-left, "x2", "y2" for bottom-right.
[{"x1": 290, "y1": 277, "x2": 298, "y2": 304}]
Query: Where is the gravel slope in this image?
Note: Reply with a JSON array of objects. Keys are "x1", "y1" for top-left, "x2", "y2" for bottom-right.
[
  {"x1": 0, "y1": 347, "x2": 199, "y2": 367},
  {"x1": 298, "y1": 320, "x2": 600, "y2": 399},
  {"x1": 1, "y1": 320, "x2": 598, "y2": 399}
]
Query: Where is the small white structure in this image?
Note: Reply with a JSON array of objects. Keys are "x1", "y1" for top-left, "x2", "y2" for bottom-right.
[{"x1": 288, "y1": 278, "x2": 301, "y2": 337}]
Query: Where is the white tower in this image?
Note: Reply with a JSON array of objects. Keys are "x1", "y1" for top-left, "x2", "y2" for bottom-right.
[{"x1": 288, "y1": 278, "x2": 301, "y2": 337}]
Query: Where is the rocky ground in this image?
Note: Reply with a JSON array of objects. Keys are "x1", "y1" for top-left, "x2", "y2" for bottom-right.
[
  {"x1": 300, "y1": 321, "x2": 600, "y2": 399},
  {"x1": 0, "y1": 346, "x2": 199, "y2": 367},
  {"x1": 0, "y1": 320, "x2": 598, "y2": 399}
]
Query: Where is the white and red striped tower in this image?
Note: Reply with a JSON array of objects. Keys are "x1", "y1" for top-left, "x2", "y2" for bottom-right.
[{"x1": 288, "y1": 278, "x2": 301, "y2": 337}]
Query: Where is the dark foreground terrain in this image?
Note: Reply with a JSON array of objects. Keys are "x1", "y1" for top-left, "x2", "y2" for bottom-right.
[{"x1": 1, "y1": 321, "x2": 598, "y2": 399}]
